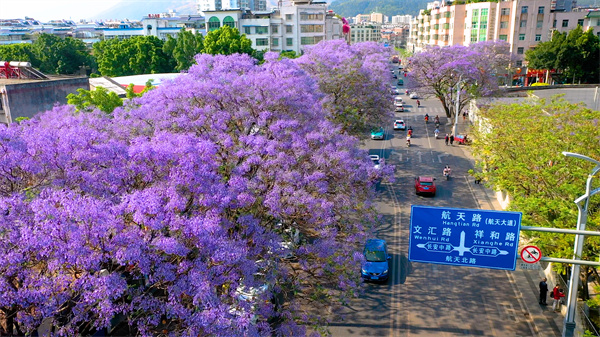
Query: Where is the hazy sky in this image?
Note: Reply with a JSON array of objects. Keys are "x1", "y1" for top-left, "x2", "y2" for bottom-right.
[{"x1": 1, "y1": 0, "x2": 121, "y2": 21}]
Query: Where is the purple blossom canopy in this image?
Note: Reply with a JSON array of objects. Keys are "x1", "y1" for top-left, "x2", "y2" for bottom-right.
[{"x1": 0, "y1": 41, "x2": 393, "y2": 336}]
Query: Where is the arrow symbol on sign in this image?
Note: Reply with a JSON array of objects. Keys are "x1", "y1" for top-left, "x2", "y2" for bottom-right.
[{"x1": 438, "y1": 153, "x2": 449, "y2": 163}]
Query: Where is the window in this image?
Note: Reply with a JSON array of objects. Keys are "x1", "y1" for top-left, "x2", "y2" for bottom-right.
[
  {"x1": 256, "y1": 26, "x2": 268, "y2": 34},
  {"x1": 499, "y1": 34, "x2": 507, "y2": 41},
  {"x1": 286, "y1": 25, "x2": 293, "y2": 33},
  {"x1": 500, "y1": 21, "x2": 508, "y2": 28},
  {"x1": 208, "y1": 16, "x2": 221, "y2": 31},
  {"x1": 520, "y1": 20, "x2": 527, "y2": 27},
  {"x1": 553, "y1": 20, "x2": 557, "y2": 28},
  {"x1": 434, "y1": 24, "x2": 439, "y2": 29},
  {"x1": 285, "y1": 14, "x2": 292, "y2": 20},
  {"x1": 435, "y1": 14, "x2": 441, "y2": 19},
  {"x1": 433, "y1": 34, "x2": 439, "y2": 40},
  {"x1": 272, "y1": 37, "x2": 279, "y2": 47},
  {"x1": 538, "y1": 6, "x2": 545, "y2": 14},
  {"x1": 300, "y1": 13, "x2": 323, "y2": 20},
  {"x1": 516, "y1": 60, "x2": 523, "y2": 67},
  {"x1": 300, "y1": 24, "x2": 323, "y2": 33},
  {"x1": 223, "y1": 16, "x2": 235, "y2": 28},
  {"x1": 286, "y1": 37, "x2": 293, "y2": 46},
  {"x1": 244, "y1": 27, "x2": 251, "y2": 34},
  {"x1": 443, "y1": 23, "x2": 450, "y2": 29},
  {"x1": 562, "y1": 19, "x2": 569, "y2": 27},
  {"x1": 481, "y1": 8, "x2": 488, "y2": 16},
  {"x1": 521, "y1": 6, "x2": 528, "y2": 13},
  {"x1": 473, "y1": 9, "x2": 479, "y2": 17},
  {"x1": 271, "y1": 24, "x2": 278, "y2": 33},
  {"x1": 537, "y1": 20, "x2": 543, "y2": 28},
  {"x1": 517, "y1": 47, "x2": 524, "y2": 54},
  {"x1": 519, "y1": 33, "x2": 525, "y2": 40},
  {"x1": 480, "y1": 21, "x2": 487, "y2": 29},
  {"x1": 578, "y1": 19, "x2": 584, "y2": 27},
  {"x1": 501, "y1": 8, "x2": 510, "y2": 15},
  {"x1": 256, "y1": 38, "x2": 269, "y2": 46},
  {"x1": 444, "y1": 11, "x2": 451, "y2": 18},
  {"x1": 535, "y1": 34, "x2": 541, "y2": 41},
  {"x1": 300, "y1": 36, "x2": 323, "y2": 45},
  {"x1": 597, "y1": 19, "x2": 600, "y2": 26}
]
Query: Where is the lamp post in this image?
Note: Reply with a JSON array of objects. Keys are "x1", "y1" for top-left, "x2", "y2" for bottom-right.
[
  {"x1": 452, "y1": 76, "x2": 462, "y2": 137},
  {"x1": 561, "y1": 152, "x2": 600, "y2": 337}
]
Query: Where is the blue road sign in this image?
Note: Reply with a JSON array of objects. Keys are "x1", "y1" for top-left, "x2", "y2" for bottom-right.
[{"x1": 409, "y1": 205, "x2": 522, "y2": 271}]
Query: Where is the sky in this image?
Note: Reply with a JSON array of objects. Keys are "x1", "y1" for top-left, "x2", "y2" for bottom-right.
[{"x1": 1, "y1": 0, "x2": 122, "y2": 22}]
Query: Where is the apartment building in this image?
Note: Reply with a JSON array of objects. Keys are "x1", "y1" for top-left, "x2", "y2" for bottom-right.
[
  {"x1": 203, "y1": 0, "x2": 343, "y2": 54},
  {"x1": 391, "y1": 15, "x2": 413, "y2": 24},
  {"x1": 349, "y1": 22, "x2": 382, "y2": 43},
  {"x1": 198, "y1": 0, "x2": 266, "y2": 15},
  {"x1": 408, "y1": 0, "x2": 600, "y2": 82}
]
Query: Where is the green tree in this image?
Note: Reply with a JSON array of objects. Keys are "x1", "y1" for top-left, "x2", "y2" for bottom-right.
[
  {"x1": 0, "y1": 44, "x2": 38, "y2": 67},
  {"x1": 67, "y1": 86, "x2": 123, "y2": 113},
  {"x1": 526, "y1": 27, "x2": 599, "y2": 84},
  {"x1": 125, "y1": 79, "x2": 155, "y2": 99},
  {"x1": 93, "y1": 36, "x2": 173, "y2": 76},
  {"x1": 278, "y1": 50, "x2": 299, "y2": 59},
  {"x1": 470, "y1": 95, "x2": 600, "y2": 300},
  {"x1": 201, "y1": 25, "x2": 253, "y2": 56},
  {"x1": 163, "y1": 28, "x2": 205, "y2": 72},
  {"x1": 32, "y1": 33, "x2": 94, "y2": 74}
]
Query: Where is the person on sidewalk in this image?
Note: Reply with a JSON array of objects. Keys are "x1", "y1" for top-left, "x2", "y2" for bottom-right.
[
  {"x1": 449, "y1": 134, "x2": 455, "y2": 145},
  {"x1": 445, "y1": 134, "x2": 449, "y2": 146},
  {"x1": 551, "y1": 285, "x2": 565, "y2": 311},
  {"x1": 539, "y1": 277, "x2": 548, "y2": 305}
]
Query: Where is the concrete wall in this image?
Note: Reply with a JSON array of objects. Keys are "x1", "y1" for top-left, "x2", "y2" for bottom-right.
[{"x1": 2, "y1": 77, "x2": 89, "y2": 123}]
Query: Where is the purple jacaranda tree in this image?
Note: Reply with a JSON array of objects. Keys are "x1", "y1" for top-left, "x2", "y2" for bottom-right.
[
  {"x1": 407, "y1": 41, "x2": 513, "y2": 121},
  {"x1": 295, "y1": 40, "x2": 394, "y2": 136},
  {"x1": 0, "y1": 50, "x2": 393, "y2": 336}
]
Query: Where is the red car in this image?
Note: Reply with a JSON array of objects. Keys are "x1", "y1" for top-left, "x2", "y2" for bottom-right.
[{"x1": 415, "y1": 176, "x2": 436, "y2": 196}]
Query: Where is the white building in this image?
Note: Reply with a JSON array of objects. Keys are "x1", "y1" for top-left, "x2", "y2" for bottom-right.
[
  {"x1": 198, "y1": 0, "x2": 266, "y2": 15},
  {"x1": 349, "y1": 22, "x2": 382, "y2": 44},
  {"x1": 203, "y1": 0, "x2": 343, "y2": 54},
  {"x1": 391, "y1": 15, "x2": 412, "y2": 24}
]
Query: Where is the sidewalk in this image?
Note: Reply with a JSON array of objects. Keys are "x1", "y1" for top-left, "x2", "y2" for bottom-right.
[{"x1": 455, "y1": 117, "x2": 565, "y2": 337}]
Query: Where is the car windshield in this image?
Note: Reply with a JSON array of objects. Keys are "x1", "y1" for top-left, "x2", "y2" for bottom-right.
[
  {"x1": 364, "y1": 249, "x2": 387, "y2": 262},
  {"x1": 420, "y1": 182, "x2": 433, "y2": 186}
]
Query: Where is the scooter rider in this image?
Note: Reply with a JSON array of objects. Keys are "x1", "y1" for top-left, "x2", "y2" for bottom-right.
[
  {"x1": 434, "y1": 128, "x2": 440, "y2": 138},
  {"x1": 417, "y1": 99, "x2": 421, "y2": 108},
  {"x1": 406, "y1": 134, "x2": 411, "y2": 146},
  {"x1": 443, "y1": 165, "x2": 451, "y2": 179},
  {"x1": 424, "y1": 113, "x2": 429, "y2": 123}
]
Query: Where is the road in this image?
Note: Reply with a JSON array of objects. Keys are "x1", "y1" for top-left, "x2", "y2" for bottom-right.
[{"x1": 328, "y1": 72, "x2": 537, "y2": 336}]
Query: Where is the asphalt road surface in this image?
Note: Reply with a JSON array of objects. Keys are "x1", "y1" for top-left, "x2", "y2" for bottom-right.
[{"x1": 328, "y1": 73, "x2": 537, "y2": 337}]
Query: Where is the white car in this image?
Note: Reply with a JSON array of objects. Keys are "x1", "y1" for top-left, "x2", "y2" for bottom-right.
[
  {"x1": 409, "y1": 92, "x2": 419, "y2": 99},
  {"x1": 393, "y1": 120, "x2": 406, "y2": 130},
  {"x1": 390, "y1": 88, "x2": 401, "y2": 95},
  {"x1": 369, "y1": 155, "x2": 381, "y2": 169}
]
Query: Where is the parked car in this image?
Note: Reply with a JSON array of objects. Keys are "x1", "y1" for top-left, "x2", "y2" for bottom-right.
[
  {"x1": 394, "y1": 96, "x2": 403, "y2": 106},
  {"x1": 415, "y1": 176, "x2": 436, "y2": 196},
  {"x1": 369, "y1": 154, "x2": 381, "y2": 169},
  {"x1": 393, "y1": 119, "x2": 406, "y2": 130},
  {"x1": 397, "y1": 79, "x2": 404, "y2": 86},
  {"x1": 361, "y1": 239, "x2": 390, "y2": 282},
  {"x1": 390, "y1": 88, "x2": 401, "y2": 96},
  {"x1": 370, "y1": 127, "x2": 385, "y2": 140},
  {"x1": 410, "y1": 92, "x2": 419, "y2": 99},
  {"x1": 395, "y1": 105, "x2": 404, "y2": 112}
]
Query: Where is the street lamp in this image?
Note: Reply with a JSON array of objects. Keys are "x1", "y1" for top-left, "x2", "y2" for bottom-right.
[
  {"x1": 452, "y1": 75, "x2": 463, "y2": 137},
  {"x1": 561, "y1": 152, "x2": 600, "y2": 337}
]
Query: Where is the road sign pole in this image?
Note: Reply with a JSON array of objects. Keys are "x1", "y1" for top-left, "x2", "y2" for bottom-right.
[{"x1": 562, "y1": 152, "x2": 600, "y2": 337}]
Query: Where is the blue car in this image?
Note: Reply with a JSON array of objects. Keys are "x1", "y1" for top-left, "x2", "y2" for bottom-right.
[{"x1": 361, "y1": 239, "x2": 390, "y2": 282}]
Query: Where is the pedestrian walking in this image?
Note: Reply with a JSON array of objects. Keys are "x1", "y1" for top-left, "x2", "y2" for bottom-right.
[
  {"x1": 462, "y1": 112, "x2": 466, "y2": 120},
  {"x1": 449, "y1": 134, "x2": 455, "y2": 145},
  {"x1": 551, "y1": 285, "x2": 565, "y2": 312},
  {"x1": 444, "y1": 134, "x2": 449, "y2": 146},
  {"x1": 539, "y1": 277, "x2": 548, "y2": 305}
]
